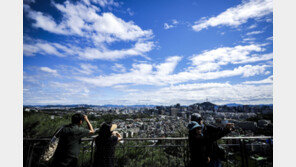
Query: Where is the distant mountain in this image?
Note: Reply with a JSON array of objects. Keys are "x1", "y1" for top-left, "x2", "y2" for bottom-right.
[
  {"x1": 225, "y1": 103, "x2": 273, "y2": 107},
  {"x1": 199, "y1": 102, "x2": 217, "y2": 107},
  {"x1": 225, "y1": 103, "x2": 243, "y2": 107}
]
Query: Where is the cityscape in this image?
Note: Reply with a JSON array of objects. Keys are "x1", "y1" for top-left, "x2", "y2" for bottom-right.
[{"x1": 24, "y1": 101, "x2": 273, "y2": 166}]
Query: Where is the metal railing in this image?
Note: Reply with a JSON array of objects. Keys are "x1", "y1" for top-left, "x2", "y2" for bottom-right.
[{"x1": 24, "y1": 136, "x2": 273, "y2": 167}]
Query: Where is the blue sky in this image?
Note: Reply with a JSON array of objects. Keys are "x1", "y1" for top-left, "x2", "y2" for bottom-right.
[{"x1": 23, "y1": 0, "x2": 273, "y2": 105}]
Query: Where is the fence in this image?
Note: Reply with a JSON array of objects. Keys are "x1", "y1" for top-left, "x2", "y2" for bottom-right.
[{"x1": 24, "y1": 136, "x2": 273, "y2": 167}]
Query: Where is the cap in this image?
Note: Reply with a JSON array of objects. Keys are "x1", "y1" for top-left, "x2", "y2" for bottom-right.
[
  {"x1": 187, "y1": 121, "x2": 201, "y2": 131},
  {"x1": 110, "y1": 124, "x2": 117, "y2": 131},
  {"x1": 191, "y1": 113, "x2": 202, "y2": 122}
]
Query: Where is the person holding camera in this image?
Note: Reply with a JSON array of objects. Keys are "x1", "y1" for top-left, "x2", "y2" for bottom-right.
[
  {"x1": 190, "y1": 113, "x2": 234, "y2": 167},
  {"x1": 93, "y1": 122, "x2": 122, "y2": 167},
  {"x1": 51, "y1": 113, "x2": 95, "y2": 167}
]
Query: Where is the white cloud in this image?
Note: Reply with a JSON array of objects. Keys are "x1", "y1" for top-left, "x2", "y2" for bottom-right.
[
  {"x1": 76, "y1": 58, "x2": 270, "y2": 87},
  {"x1": 243, "y1": 37, "x2": 256, "y2": 43},
  {"x1": 40, "y1": 67, "x2": 58, "y2": 75},
  {"x1": 246, "y1": 31, "x2": 263, "y2": 35},
  {"x1": 24, "y1": 0, "x2": 35, "y2": 4},
  {"x1": 112, "y1": 63, "x2": 126, "y2": 72},
  {"x1": 190, "y1": 44, "x2": 272, "y2": 71},
  {"x1": 164, "y1": 23, "x2": 174, "y2": 30},
  {"x1": 266, "y1": 36, "x2": 273, "y2": 41},
  {"x1": 172, "y1": 19, "x2": 179, "y2": 25},
  {"x1": 248, "y1": 24, "x2": 257, "y2": 29},
  {"x1": 25, "y1": 2, "x2": 153, "y2": 44},
  {"x1": 243, "y1": 75, "x2": 273, "y2": 84},
  {"x1": 24, "y1": 1, "x2": 155, "y2": 60},
  {"x1": 24, "y1": 4, "x2": 69, "y2": 35},
  {"x1": 79, "y1": 41, "x2": 154, "y2": 60},
  {"x1": 155, "y1": 56, "x2": 182, "y2": 75},
  {"x1": 115, "y1": 82, "x2": 273, "y2": 105},
  {"x1": 91, "y1": 0, "x2": 119, "y2": 7},
  {"x1": 23, "y1": 41, "x2": 77, "y2": 57},
  {"x1": 164, "y1": 19, "x2": 179, "y2": 30},
  {"x1": 75, "y1": 44, "x2": 272, "y2": 87},
  {"x1": 126, "y1": 8, "x2": 134, "y2": 16},
  {"x1": 24, "y1": 39, "x2": 154, "y2": 60},
  {"x1": 78, "y1": 64, "x2": 98, "y2": 75},
  {"x1": 233, "y1": 53, "x2": 273, "y2": 64},
  {"x1": 192, "y1": 0, "x2": 273, "y2": 32}
]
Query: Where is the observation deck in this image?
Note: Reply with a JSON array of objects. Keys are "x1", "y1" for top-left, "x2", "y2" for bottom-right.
[{"x1": 24, "y1": 136, "x2": 273, "y2": 167}]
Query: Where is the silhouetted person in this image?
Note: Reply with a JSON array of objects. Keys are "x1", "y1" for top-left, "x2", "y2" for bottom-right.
[
  {"x1": 190, "y1": 113, "x2": 234, "y2": 167},
  {"x1": 188, "y1": 121, "x2": 210, "y2": 167},
  {"x1": 51, "y1": 113, "x2": 95, "y2": 167},
  {"x1": 93, "y1": 122, "x2": 122, "y2": 167}
]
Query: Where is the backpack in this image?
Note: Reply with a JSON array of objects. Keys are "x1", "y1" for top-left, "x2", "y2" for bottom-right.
[{"x1": 40, "y1": 126, "x2": 63, "y2": 162}]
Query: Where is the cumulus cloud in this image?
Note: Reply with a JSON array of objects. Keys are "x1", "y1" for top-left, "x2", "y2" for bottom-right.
[
  {"x1": 24, "y1": 1, "x2": 154, "y2": 60},
  {"x1": 74, "y1": 44, "x2": 272, "y2": 87},
  {"x1": 190, "y1": 44, "x2": 272, "y2": 72},
  {"x1": 192, "y1": 0, "x2": 273, "y2": 32},
  {"x1": 40, "y1": 67, "x2": 58, "y2": 75},
  {"x1": 155, "y1": 56, "x2": 182, "y2": 75},
  {"x1": 24, "y1": 2, "x2": 153, "y2": 44}
]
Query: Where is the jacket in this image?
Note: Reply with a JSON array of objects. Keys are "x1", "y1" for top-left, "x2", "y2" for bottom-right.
[{"x1": 203, "y1": 124, "x2": 231, "y2": 161}]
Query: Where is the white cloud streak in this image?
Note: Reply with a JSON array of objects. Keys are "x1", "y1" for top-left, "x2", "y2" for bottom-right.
[
  {"x1": 24, "y1": 40, "x2": 154, "y2": 60},
  {"x1": 243, "y1": 75, "x2": 273, "y2": 84},
  {"x1": 246, "y1": 31, "x2": 263, "y2": 35},
  {"x1": 40, "y1": 67, "x2": 58, "y2": 75},
  {"x1": 192, "y1": 0, "x2": 273, "y2": 32},
  {"x1": 77, "y1": 64, "x2": 98, "y2": 75}
]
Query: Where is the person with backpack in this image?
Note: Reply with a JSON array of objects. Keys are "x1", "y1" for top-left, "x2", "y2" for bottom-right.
[{"x1": 51, "y1": 113, "x2": 95, "y2": 167}]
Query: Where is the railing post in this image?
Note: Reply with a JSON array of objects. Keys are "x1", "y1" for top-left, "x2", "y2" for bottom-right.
[
  {"x1": 25, "y1": 141, "x2": 32, "y2": 167},
  {"x1": 81, "y1": 146, "x2": 85, "y2": 167},
  {"x1": 27, "y1": 142, "x2": 36, "y2": 167},
  {"x1": 239, "y1": 139, "x2": 245, "y2": 167},
  {"x1": 90, "y1": 138, "x2": 95, "y2": 165},
  {"x1": 243, "y1": 140, "x2": 249, "y2": 167}
]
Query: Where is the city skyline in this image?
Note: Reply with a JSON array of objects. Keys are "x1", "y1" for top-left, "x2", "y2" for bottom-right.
[{"x1": 23, "y1": 0, "x2": 273, "y2": 105}]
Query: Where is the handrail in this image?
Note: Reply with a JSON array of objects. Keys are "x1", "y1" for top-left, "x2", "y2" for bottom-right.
[
  {"x1": 23, "y1": 136, "x2": 273, "y2": 167},
  {"x1": 23, "y1": 136, "x2": 273, "y2": 141}
]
